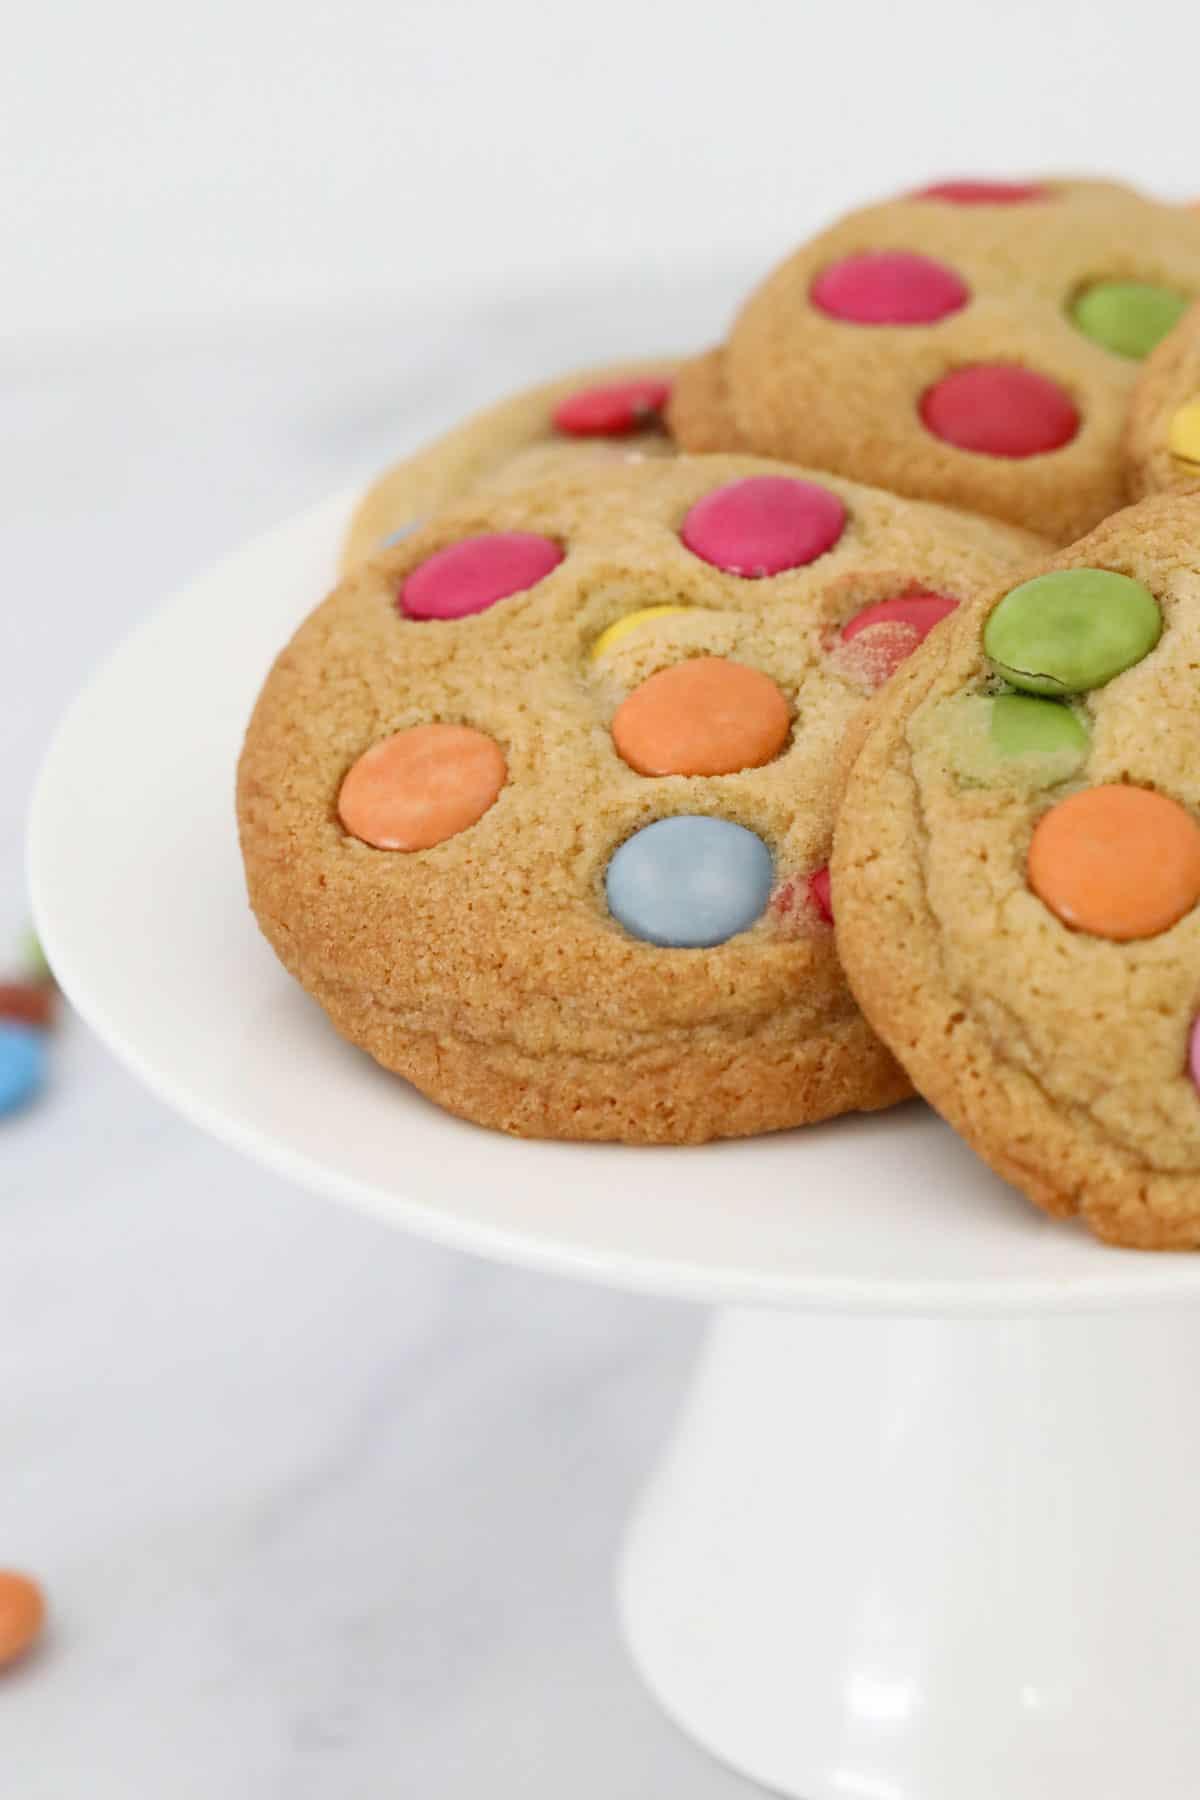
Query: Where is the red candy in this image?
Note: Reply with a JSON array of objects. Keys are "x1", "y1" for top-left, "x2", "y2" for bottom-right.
[
  {"x1": 553, "y1": 378, "x2": 671, "y2": 437},
  {"x1": 681, "y1": 476, "x2": 847, "y2": 577},
  {"x1": 915, "y1": 180, "x2": 1047, "y2": 205},
  {"x1": 400, "y1": 533, "x2": 563, "y2": 620},
  {"x1": 842, "y1": 592, "x2": 958, "y2": 643},
  {"x1": 838, "y1": 591, "x2": 959, "y2": 685},
  {"x1": 808, "y1": 866, "x2": 834, "y2": 924},
  {"x1": 920, "y1": 365, "x2": 1080, "y2": 458},
  {"x1": 812, "y1": 252, "x2": 969, "y2": 326}
]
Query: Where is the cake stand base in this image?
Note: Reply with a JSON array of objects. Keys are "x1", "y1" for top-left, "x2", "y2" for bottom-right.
[{"x1": 619, "y1": 1305, "x2": 1200, "y2": 1798}]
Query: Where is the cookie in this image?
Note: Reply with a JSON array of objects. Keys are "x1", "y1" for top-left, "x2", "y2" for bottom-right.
[
  {"x1": 833, "y1": 489, "x2": 1200, "y2": 1248},
  {"x1": 660, "y1": 347, "x2": 744, "y2": 452},
  {"x1": 1125, "y1": 300, "x2": 1200, "y2": 499},
  {"x1": 239, "y1": 455, "x2": 1043, "y2": 1145},
  {"x1": 342, "y1": 359, "x2": 678, "y2": 572},
  {"x1": 668, "y1": 179, "x2": 1200, "y2": 543}
]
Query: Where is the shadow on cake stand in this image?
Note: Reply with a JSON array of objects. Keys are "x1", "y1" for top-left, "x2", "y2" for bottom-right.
[{"x1": 30, "y1": 491, "x2": 1200, "y2": 1799}]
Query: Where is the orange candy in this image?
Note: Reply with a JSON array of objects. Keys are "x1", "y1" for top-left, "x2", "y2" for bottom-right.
[
  {"x1": 338, "y1": 724, "x2": 506, "y2": 851},
  {"x1": 611, "y1": 657, "x2": 790, "y2": 778},
  {"x1": 1028, "y1": 785, "x2": 1200, "y2": 940},
  {"x1": 0, "y1": 1571, "x2": 45, "y2": 1668}
]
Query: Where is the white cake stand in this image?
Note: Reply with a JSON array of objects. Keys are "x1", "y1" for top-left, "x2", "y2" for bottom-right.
[{"x1": 29, "y1": 493, "x2": 1200, "y2": 1799}]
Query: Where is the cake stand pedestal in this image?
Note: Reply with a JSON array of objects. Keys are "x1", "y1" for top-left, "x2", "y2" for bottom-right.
[
  {"x1": 31, "y1": 492, "x2": 1200, "y2": 1800},
  {"x1": 620, "y1": 1305, "x2": 1199, "y2": 1798}
]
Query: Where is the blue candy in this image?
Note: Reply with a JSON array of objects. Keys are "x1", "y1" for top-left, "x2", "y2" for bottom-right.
[
  {"x1": 379, "y1": 519, "x2": 424, "y2": 550},
  {"x1": 0, "y1": 1022, "x2": 47, "y2": 1118},
  {"x1": 606, "y1": 816, "x2": 773, "y2": 948}
]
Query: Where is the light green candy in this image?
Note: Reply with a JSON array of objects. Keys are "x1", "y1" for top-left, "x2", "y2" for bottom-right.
[
  {"x1": 1070, "y1": 282, "x2": 1189, "y2": 360},
  {"x1": 988, "y1": 694, "x2": 1089, "y2": 759},
  {"x1": 21, "y1": 928, "x2": 50, "y2": 983},
  {"x1": 984, "y1": 568, "x2": 1161, "y2": 695}
]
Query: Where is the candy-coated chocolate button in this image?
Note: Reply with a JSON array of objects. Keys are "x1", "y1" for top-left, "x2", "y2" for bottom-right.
[
  {"x1": 338, "y1": 724, "x2": 506, "y2": 851},
  {"x1": 1070, "y1": 282, "x2": 1189, "y2": 360},
  {"x1": 380, "y1": 520, "x2": 423, "y2": 550},
  {"x1": 681, "y1": 476, "x2": 847, "y2": 577},
  {"x1": 984, "y1": 568, "x2": 1161, "y2": 695},
  {"x1": 553, "y1": 378, "x2": 671, "y2": 437},
  {"x1": 921, "y1": 364, "x2": 1080, "y2": 457},
  {"x1": 0, "y1": 1023, "x2": 46, "y2": 1118},
  {"x1": 612, "y1": 658, "x2": 790, "y2": 777},
  {"x1": 0, "y1": 1572, "x2": 44, "y2": 1668},
  {"x1": 1168, "y1": 399, "x2": 1200, "y2": 465},
  {"x1": 837, "y1": 591, "x2": 958, "y2": 685},
  {"x1": 1029, "y1": 785, "x2": 1200, "y2": 940},
  {"x1": 808, "y1": 865, "x2": 833, "y2": 924},
  {"x1": 915, "y1": 179, "x2": 1047, "y2": 205},
  {"x1": 400, "y1": 533, "x2": 563, "y2": 620},
  {"x1": 590, "y1": 605, "x2": 692, "y2": 662},
  {"x1": 842, "y1": 592, "x2": 958, "y2": 643},
  {"x1": 0, "y1": 983, "x2": 56, "y2": 1030},
  {"x1": 989, "y1": 694, "x2": 1089, "y2": 759},
  {"x1": 606, "y1": 817, "x2": 773, "y2": 948},
  {"x1": 1188, "y1": 1013, "x2": 1200, "y2": 1096},
  {"x1": 811, "y1": 251, "x2": 969, "y2": 326}
]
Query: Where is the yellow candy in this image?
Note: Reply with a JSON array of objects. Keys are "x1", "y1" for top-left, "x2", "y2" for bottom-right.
[
  {"x1": 590, "y1": 605, "x2": 692, "y2": 662},
  {"x1": 1168, "y1": 399, "x2": 1200, "y2": 466}
]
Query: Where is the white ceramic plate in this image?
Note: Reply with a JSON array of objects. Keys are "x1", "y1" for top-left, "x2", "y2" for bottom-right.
[{"x1": 28, "y1": 490, "x2": 1200, "y2": 1316}]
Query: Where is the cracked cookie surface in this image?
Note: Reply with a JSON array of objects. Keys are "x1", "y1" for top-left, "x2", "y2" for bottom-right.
[
  {"x1": 669, "y1": 180, "x2": 1200, "y2": 542},
  {"x1": 833, "y1": 491, "x2": 1200, "y2": 1247},
  {"x1": 342, "y1": 359, "x2": 678, "y2": 573},
  {"x1": 241, "y1": 454, "x2": 1042, "y2": 1143}
]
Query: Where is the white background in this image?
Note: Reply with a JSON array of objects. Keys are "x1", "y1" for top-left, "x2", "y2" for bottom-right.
[
  {"x1": 6, "y1": 0, "x2": 1200, "y2": 340},
  {"x1": 5, "y1": 1, "x2": 1200, "y2": 1792}
]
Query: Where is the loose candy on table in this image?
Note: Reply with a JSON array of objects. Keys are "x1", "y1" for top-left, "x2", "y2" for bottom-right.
[
  {"x1": 811, "y1": 251, "x2": 969, "y2": 326},
  {"x1": 605, "y1": 816, "x2": 774, "y2": 949},
  {"x1": 920, "y1": 364, "x2": 1080, "y2": 458},
  {"x1": 589, "y1": 605, "x2": 693, "y2": 662},
  {"x1": 984, "y1": 568, "x2": 1161, "y2": 694},
  {"x1": 21, "y1": 930, "x2": 51, "y2": 984},
  {"x1": 681, "y1": 476, "x2": 847, "y2": 577},
  {"x1": 1070, "y1": 282, "x2": 1189, "y2": 360},
  {"x1": 0, "y1": 1571, "x2": 44, "y2": 1669},
  {"x1": 338, "y1": 724, "x2": 507, "y2": 851},
  {"x1": 0, "y1": 1023, "x2": 47, "y2": 1119},
  {"x1": 611, "y1": 658, "x2": 790, "y2": 778},
  {"x1": 552, "y1": 378, "x2": 672, "y2": 437},
  {"x1": 399, "y1": 533, "x2": 563, "y2": 620},
  {"x1": 0, "y1": 983, "x2": 56, "y2": 1030},
  {"x1": 1028, "y1": 784, "x2": 1200, "y2": 941},
  {"x1": 1168, "y1": 400, "x2": 1200, "y2": 465}
]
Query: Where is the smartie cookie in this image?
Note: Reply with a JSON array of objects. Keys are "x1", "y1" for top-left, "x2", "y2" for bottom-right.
[
  {"x1": 668, "y1": 179, "x2": 1200, "y2": 542},
  {"x1": 239, "y1": 455, "x2": 1044, "y2": 1144},
  {"x1": 833, "y1": 489, "x2": 1200, "y2": 1248}
]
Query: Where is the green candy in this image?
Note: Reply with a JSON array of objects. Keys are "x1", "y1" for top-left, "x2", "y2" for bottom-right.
[
  {"x1": 988, "y1": 694, "x2": 1089, "y2": 759},
  {"x1": 1070, "y1": 282, "x2": 1189, "y2": 360},
  {"x1": 21, "y1": 928, "x2": 51, "y2": 984},
  {"x1": 984, "y1": 568, "x2": 1161, "y2": 695}
]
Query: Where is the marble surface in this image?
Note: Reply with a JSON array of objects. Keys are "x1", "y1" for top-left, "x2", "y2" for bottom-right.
[{"x1": 1, "y1": 278, "x2": 776, "y2": 1794}]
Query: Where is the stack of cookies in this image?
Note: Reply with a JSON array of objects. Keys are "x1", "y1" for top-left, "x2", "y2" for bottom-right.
[{"x1": 238, "y1": 176, "x2": 1200, "y2": 1249}]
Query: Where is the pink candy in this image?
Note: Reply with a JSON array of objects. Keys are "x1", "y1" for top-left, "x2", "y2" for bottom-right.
[
  {"x1": 553, "y1": 378, "x2": 671, "y2": 437},
  {"x1": 681, "y1": 476, "x2": 847, "y2": 578},
  {"x1": 841, "y1": 592, "x2": 959, "y2": 642},
  {"x1": 915, "y1": 179, "x2": 1047, "y2": 205},
  {"x1": 811, "y1": 251, "x2": 969, "y2": 326},
  {"x1": 400, "y1": 533, "x2": 564, "y2": 621}
]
